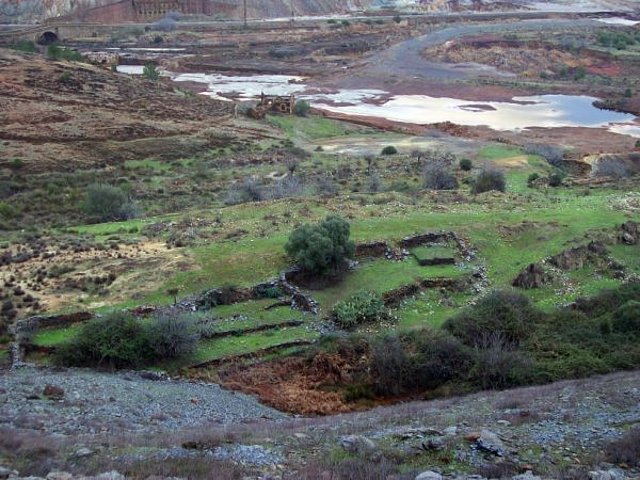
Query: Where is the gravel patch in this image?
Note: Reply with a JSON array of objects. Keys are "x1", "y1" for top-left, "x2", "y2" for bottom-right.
[{"x1": 0, "y1": 366, "x2": 286, "y2": 436}]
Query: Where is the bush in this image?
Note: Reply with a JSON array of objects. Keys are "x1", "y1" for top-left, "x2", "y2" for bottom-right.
[
  {"x1": 370, "y1": 336, "x2": 409, "y2": 396},
  {"x1": 612, "y1": 300, "x2": 640, "y2": 334},
  {"x1": 143, "y1": 62, "x2": 160, "y2": 81},
  {"x1": 527, "y1": 172, "x2": 540, "y2": 187},
  {"x1": 548, "y1": 172, "x2": 564, "y2": 187},
  {"x1": 605, "y1": 426, "x2": 640, "y2": 466},
  {"x1": 294, "y1": 100, "x2": 311, "y2": 117},
  {"x1": 410, "y1": 331, "x2": 472, "y2": 389},
  {"x1": 83, "y1": 183, "x2": 137, "y2": 222},
  {"x1": 146, "y1": 311, "x2": 200, "y2": 359},
  {"x1": 523, "y1": 143, "x2": 565, "y2": 167},
  {"x1": 469, "y1": 332, "x2": 533, "y2": 389},
  {"x1": 443, "y1": 290, "x2": 540, "y2": 346},
  {"x1": 471, "y1": 168, "x2": 506, "y2": 194},
  {"x1": 224, "y1": 177, "x2": 265, "y2": 205},
  {"x1": 56, "y1": 311, "x2": 152, "y2": 369},
  {"x1": 284, "y1": 215, "x2": 355, "y2": 276},
  {"x1": 423, "y1": 162, "x2": 458, "y2": 190},
  {"x1": 380, "y1": 146, "x2": 397, "y2": 155},
  {"x1": 56, "y1": 310, "x2": 201, "y2": 369},
  {"x1": 333, "y1": 290, "x2": 387, "y2": 329},
  {"x1": 46, "y1": 45, "x2": 84, "y2": 62},
  {"x1": 459, "y1": 158, "x2": 473, "y2": 171}
]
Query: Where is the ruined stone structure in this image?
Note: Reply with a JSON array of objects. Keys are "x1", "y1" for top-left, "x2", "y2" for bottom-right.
[{"x1": 248, "y1": 94, "x2": 296, "y2": 119}]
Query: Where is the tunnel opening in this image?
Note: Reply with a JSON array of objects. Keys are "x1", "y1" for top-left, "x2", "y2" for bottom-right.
[{"x1": 37, "y1": 31, "x2": 59, "y2": 46}]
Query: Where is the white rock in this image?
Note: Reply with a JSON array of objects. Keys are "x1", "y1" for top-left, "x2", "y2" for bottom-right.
[
  {"x1": 443, "y1": 426, "x2": 458, "y2": 436},
  {"x1": 93, "y1": 472, "x2": 126, "y2": 480},
  {"x1": 415, "y1": 471, "x2": 443, "y2": 480},
  {"x1": 339, "y1": 435, "x2": 376, "y2": 454},
  {"x1": 512, "y1": 472, "x2": 542, "y2": 480}
]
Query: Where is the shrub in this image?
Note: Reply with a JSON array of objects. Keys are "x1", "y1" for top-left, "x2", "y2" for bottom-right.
[
  {"x1": 294, "y1": 100, "x2": 311, "y2": 117},
  {"x1": 56, "y1": 311, "x2": 152, "y2": 369},
  {"x1": 333, "y1": 290, "x2": 387, "y2": 329},
  {"x1": 409, "y1": 331, "x2": 472, "y2": 389},
  {"x1": 381, "y1": 146, "x2": 397, "y2": 155},
  {"x1": 527, "y1": 172, "x2": 540, "y2": 187},
  {"x1": 444, "y1": 290, "x2": 540, "y2": 346},
  {"x1": 143, "y1": 62, "x2": 160, "y2": 81},
  {"x1": 224, "y1": 177, "x2": 264, "y2": 205},
  {"x1": 612, "y1": 300, "x2": 640, "y2": 334},
  {"x1": 471, "y1": 168, "x2": 506, "y2": 194},
  {"x1": 56, "y1": 310, "x2": 201, "y2": 368},
  {"x1": 284, "y1": 215, "x2": 355, "y2": 276},
  {"x1": 315, "y1": 175, "x2": 338, "y2": 197},
  {"x1": 83, "y1": 183, "x2": 137, "y2": 222},
  {"x1": 46, "y1": 45, "x2": 84, "y2": 62},
  {"x1": 459, "y1": 158, "x2": 473, "y2": 171},
  {"x1": 524, "y1": 143, "x2": 565, "y2": 167},
  {"x1": 469, "y1": 332, "x2": 533, "y2": 389},
  {"x1": 635, "y1": 140, "x2": 640, "y2": 148},
  {"x1": 548, "y1": 172, "x2": 564, "y2": 187},
  {"x1": 9, "y1": 158, "x2": 24, "y2": 169},
  {"x1": 604, "y1": 426, "x2": 640, "y2": 466},
  {"x1": 370, "y1": 336, "x2": 409, "y2": 396},
  {"x1": 146, "y1": 311, "x2": 200, "y2": 359},
  {"x1": 422, "y1": 162, "x2": 458, "y2": 190}
]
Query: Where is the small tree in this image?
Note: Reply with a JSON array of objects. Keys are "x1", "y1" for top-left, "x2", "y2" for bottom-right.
[
  {"x1": 381, "y1": 145, "x2": 398, "y2": 155},
  {"x1": 284, "y1": 215, "x2": 355, "y2": 276}
]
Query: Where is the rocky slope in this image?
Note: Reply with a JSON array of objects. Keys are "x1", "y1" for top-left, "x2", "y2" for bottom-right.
[{"x1": 1, "y1": 366, "x2": 639, "y2": 479}]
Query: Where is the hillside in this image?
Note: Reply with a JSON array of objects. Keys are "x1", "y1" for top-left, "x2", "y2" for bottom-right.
[{"x1": 1, "y1": 367, "x2": 639, "y2": 479}]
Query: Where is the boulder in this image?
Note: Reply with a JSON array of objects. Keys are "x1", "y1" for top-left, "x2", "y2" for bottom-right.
[
  {"x1": 512, "y1": 263, "x2": 551, "y2": 289},
  {"x1": 415, "y1": 471, "x2": 443, "y2": 480},
  {"x1": 43, "y1": 384, "x2": 64, "y2": 400},
  {"x1": 619, "y1": 221, "x2": 639, "y2": 245},
  {"x1": 0, "y1": 466, "x2": 19, "y2": 479},
  {"x1": 339, "y1": 435, "x2": 376, "y2": 455},
  {"x1": 45, "y1": 473, "x2": 73, "y2": 480},
  {"x1": 512, "y1": 472, "x2": 542, "y2": 480},
  {"x1": 94, "y1": 472, "x2": 126, "y2": 480},
  {"x1": 588, "y1": 470, "x2": 626, "y2": 480},
  {"x1": 477, "y1": 429, "x2": 505, "y2": 457}
]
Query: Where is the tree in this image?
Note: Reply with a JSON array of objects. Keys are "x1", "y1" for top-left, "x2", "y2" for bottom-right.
[
  {"x1": 284, "y1": 215, "x2": 355, "y2": 276},
  {"x1": 84, "y1": 183, "x2": 136, "y2": 222}
]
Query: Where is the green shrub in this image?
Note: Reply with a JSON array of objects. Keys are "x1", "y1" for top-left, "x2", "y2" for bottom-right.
[
  {"x1": 47, "y1": 45, "x2": 84, "y2": 62},
  {"x1": 0, "y1": 202, "x2": 18, "y2": 219},
  {"x1": 471, "y1": 168, "x2": 506, "y2": 193},
  {"x1": 527, "y1": 172, "x2": 540, "y2": 187},
  {"x1": 443, "y1": 290, "x2": 540, "y2": 346},
  {"x1": 333, "y1": 290, "x2": 387, "y2": 329},
  {"x1": 143, "y1": 62, "x2": 160, "y2": 81},
  {"x1": 56, "y1": 310, "x2": 201, "y2": 369},
  {"x1": 468, "y1": 334, "x2": 533, "y2": 389},
  {"x1": 293, "y1": 100, "x2": 311, "y2": 117},
  {"x1": 612, "y1": 301, "x2": 640, "y2": 334},
  {"x1": 381, "y1": 146, "x2": 398, "y2": 155},
  {"x1": 56, "y1": 311, "x2": 152, "y2": 369},
  {"x1": 83, "y1": 183, "x2": 137, "y2": 222},
  {"x1": 9, "y1": 158, "x2": 24, "y2": 169},
  {"x1": 573, "y1": 283, "x2": 640, "y2": 318},
  {"x1": 459, "y1": 158, "x2": 473, "y2": 171},
  {"x1": 10, "y1": 40, "x2": 37, "y2": 53},
  {"x1": 285, "y1": 215, "x2": 355, "y2": 276},
  {"x1": 409, "y1": 331, "x2": 472, "y2": 389}
]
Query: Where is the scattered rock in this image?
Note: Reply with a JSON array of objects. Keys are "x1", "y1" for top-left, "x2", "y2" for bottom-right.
[
  {"x1": 415, "y1": 471, "x2": 443, "y2": 480},
  {"x1": 93, "y1": 471, "x2": 126, "y2": 480},
  {"x1": 43, "y1": 384, "x2": 64, "y2": 400},
  {"x1": 443, "y1": 426, "x2": 458, "y2": 436},
  {"x1": 340, "y1": 435, "x2": 377, "y2": 455},
  {"x1": 73, "y1": 448, "x2": 94, "y2": 458},
  {"x1": 512, "y1": 472, "x2": 541, "y2": 480},
  {"x1": 477, "y1": 429, "x2": 506, "y2": 457},
  {"x1": 45, "y1": 472, "x2": 73, "y2": 480},
  {"x1": 497, "y1": 419, "x2": 511, "y2": 427},
  {"x1": 588, "y1": 470, "x2": 626, "y2": 480},
  {"x1": 0, "y1": 466, "x2": 19, "y2": 479},
  {"x1": 138, "y1": 371, "x2": 168, "y2": 382}
]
